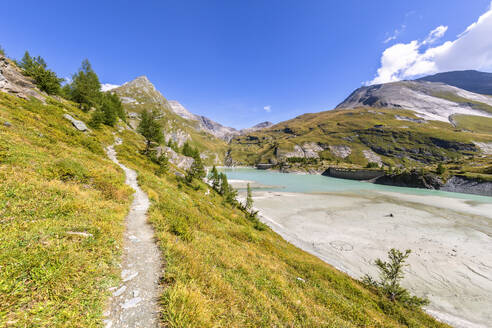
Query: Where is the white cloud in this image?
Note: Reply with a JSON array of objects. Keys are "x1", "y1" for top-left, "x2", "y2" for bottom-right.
[
  {"x1": 263, "y1": 105, "x2": 271, "y2": 112},
  {"x1": 423, "y1": 25, "x2": 448, "y2": 45},
  {"x1": 101, "y1": 83, "x2": 120, "y2": 92},
  {"x1": 383, "y1": 24, "x2": 406, "y2": 44},
  {"x1": 370, "y1": 2, "x2": 492, "y2": 85}
]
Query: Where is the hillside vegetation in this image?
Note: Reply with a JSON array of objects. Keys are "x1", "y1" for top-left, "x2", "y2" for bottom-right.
[
  {"x1": 228, "y1": 107, "x2": 492, "y2": 172},
  {"x1": 0, "y1": 90, "x2": 449, "y2": 326},
  {"x1": 0, "y1": 92, "x2": 131, "y2": 326}
]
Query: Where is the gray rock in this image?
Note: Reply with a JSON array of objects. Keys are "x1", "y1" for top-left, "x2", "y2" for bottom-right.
[
  {"x1": 329, "y1": 145, "x2": 352, "y2": 158},
  {"x1": 0, "y1": 55, "x2": 45, "y2": 102},
  {"x1": 3, "y1": 121, "x2": 11, "y2": 127},
  {"x1": 156, "y1": 146, "x2": 194, "y2": 171},
  {"x1": 63, "y1": 114, "x2": 89, "y2": 132}
]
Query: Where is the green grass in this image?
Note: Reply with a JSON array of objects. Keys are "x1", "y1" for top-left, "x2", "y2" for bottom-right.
[
  {"x1": 452, "y1": 114, "x2": 492, "y2": 134},
  {"x1": 0, "y1": 93, "x2": 132, "y2": 327}
]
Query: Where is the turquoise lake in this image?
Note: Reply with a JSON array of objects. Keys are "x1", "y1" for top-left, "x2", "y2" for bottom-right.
[{"x1": 220, "y1": 168, "x2": 492, "y2": 203}]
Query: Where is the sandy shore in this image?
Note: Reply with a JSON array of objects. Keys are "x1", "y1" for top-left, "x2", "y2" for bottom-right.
[{"x1": 239, "y1": 189, "x2": 492, "y2": 328}]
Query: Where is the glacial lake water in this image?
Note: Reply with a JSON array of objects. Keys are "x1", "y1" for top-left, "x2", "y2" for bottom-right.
[{"x1": 220, "y1": 167, "x2": 492, "y2": 203}]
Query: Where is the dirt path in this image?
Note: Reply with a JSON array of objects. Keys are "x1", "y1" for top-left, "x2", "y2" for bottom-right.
[{"x1": 104, "y1": 138, "x2": 161, "y2": 328}]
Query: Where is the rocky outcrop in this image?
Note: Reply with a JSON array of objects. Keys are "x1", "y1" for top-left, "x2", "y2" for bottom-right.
[
  {"x1": 164, "y1": 129, "x2": 190, "y2": 147},
  {"x1": 0, "y1": 55, "x2": 45, "y2": 101},
  {"x1": 374, "y1": 170, "x2": 443, "y2": 189},
  {"x1": 362, "y1": 149, "x2": 382, "y2": 165},
  {"x1": 441, "y1": 176, "x2": 492, "y2": 197},
  {"x1": 329, "y1": 145, "x2": 352, "y2": 158},
  {"x1": 276, "y1": 142, "x2": 324, "y2": 159},
  {"x1": 156, "y1": 146, "x2": 194, "y2": 171},
  {"x1": 474, "y1": 142, "x2": 492, "y2": 155}
]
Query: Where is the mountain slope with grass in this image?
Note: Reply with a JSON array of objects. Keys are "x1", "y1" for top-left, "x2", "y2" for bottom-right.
[
  {"x1": 0, "y1": 54, "x2": 448, "y2": 327},
  {"x1": 112, "y1": 76, "x2": 229, "y2": 164}
]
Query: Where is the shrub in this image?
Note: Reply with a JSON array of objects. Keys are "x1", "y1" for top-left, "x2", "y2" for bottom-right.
[
  {"x1": 366, "y1": 162, "x2": 380, "y2": 168},
  {"x1": 51, "y1": 158, "x2": 89, "y2": 182},
  {"x1": 362, "y1": 249, "x2": 429, "y2": 308}
]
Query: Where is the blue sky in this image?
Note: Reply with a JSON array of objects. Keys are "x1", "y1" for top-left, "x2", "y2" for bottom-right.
[{"x1": 2, "y1": 1, "x2": 492, "y2": 129}]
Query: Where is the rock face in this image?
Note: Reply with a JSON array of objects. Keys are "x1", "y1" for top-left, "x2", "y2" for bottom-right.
[
  {"x1": 374, "y1": 170, "x2": 443, "y2": 189},
  {"x1": 164, "y1": 129, "x2": 190, "y2": 148},
  {"x1": 0, "y1": 55, "x2": 45, "y2": 101},
  {"x1": 336, "y1": 80, "x2": 492, "y2": 123},
  {"x1": 156, "y1": 146, "x2": 194, "y2": 171},
  {"x1": 329, "y1": 145, "x2": 352, "y2": 158},
  {"x1": 63, "y1": 114, "x2": 89, "y2": 132},
  {"x1": 276, "y1": 142, "x2": 324, "y2": 159},
  {"x1": 441, "y1": 176, "x2": 492, "y2": 197},
  {"x1": 362, "y1": 149, "x2": 382, "y2": 165}
]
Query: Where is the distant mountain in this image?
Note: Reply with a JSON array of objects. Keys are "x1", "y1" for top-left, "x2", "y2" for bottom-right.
[
  {"x1": 112, "y1": 76, "x2": 229, "y2": 163},
  {"x1": 336, "y1": 80, "x2": 492, "y2": 123},
  {"x1": 417, "y1": 70, "x2": 492, "y2": 95},
  {"x1": 240, "y1": 121, "x2": 273, "y2": 134},
  {"x1": 229, "y1": 79, "x2": 492, "y2": 168},
  {"x1": 168, "y1": 100, "x2": 239, "y2": 141}
]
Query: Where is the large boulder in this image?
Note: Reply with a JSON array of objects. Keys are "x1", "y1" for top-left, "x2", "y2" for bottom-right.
[{"x1": 63, "y1": 114, "x2": 89, "y2": 132}]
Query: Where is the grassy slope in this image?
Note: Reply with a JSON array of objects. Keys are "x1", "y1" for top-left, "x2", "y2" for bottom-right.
[
  {"x1": 0, "y1": 93, "x2": 132, "y2": 326},
  {"x1": 116, "y1": 130, "x2": 447, "y2": 327},
  {"x1": 452, "y1": 114, "x2": 492, "y2": 134},
  {"x1": 229, "y1": 107, "x2": 492, "y2": 168}
]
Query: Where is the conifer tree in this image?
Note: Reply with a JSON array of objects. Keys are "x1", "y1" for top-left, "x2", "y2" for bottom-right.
[
  {"x1": 219, "y1": 173, "x2": 229, "y2": 196},
  {"x1": 245, "y1": 183, "x2": 253, "y2": 210},
  {"x1": 70, "y1": 59, "x2": 101, "y2": 109},
  {"x1": 138, "y1": 109, "x2": 164, "y2": 153},
  {"x1": 18, "y1": 51, "x2": 63, "y2": 95},
  {"x1": 210, "y1": 166, "x2": 220, "y2": 191}
]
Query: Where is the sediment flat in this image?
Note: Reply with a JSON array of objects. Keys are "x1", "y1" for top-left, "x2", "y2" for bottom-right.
[{"x1": 246, "y1": 189, "x2": 492, "y2": 328}]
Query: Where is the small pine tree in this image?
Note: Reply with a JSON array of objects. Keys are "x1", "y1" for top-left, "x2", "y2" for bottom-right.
[
  {"x1": 219, "y1": 173, "x2": 229, "y2": 196},
  {"x1": 209, "y1": 166, "x2": 220, "y2": 191},
  {"x1": 138, "y1": 109, "x2": 164, "y2": 153},
  {"x1": 0, "y1": 45, "x2": 5, "y2": 56},
  {"x1": 362, "y1": 249, "x2": 429, "y2": 307},
  {"x1": 245, "y1": 183, "x2": 253, "y2": 210},
  {"x1": 182, "y1": 141, "x2": 194, "y2": 157}
]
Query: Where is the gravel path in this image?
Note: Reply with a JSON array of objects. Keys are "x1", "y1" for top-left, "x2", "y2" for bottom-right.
[{"x1": 104, "y1": 138, "x2": 161, "y2": 328}]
